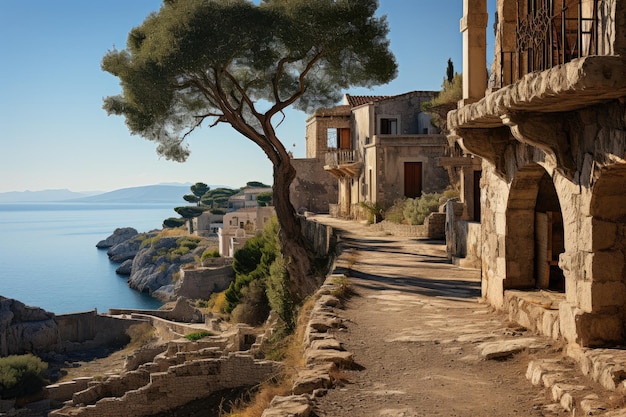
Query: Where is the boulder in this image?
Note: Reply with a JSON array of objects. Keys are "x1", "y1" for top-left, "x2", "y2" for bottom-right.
[
  {"x1": 262, "y1": 394, "x2": 314, "y2": 417},
  {"x1": 0, "y1": 296, "x2": 59, "y2": 356},
  {"x1": 108, "y1": 240, "x2": 140, "y2": 263},
  {"x1": 116, "y1": 259, "x2": 134, "y2": 276},
  {"x1": 292, "y1": 363, "x2": 335, "y2": 394},
  {"x1": 96, "y1": 227, "x2": 138, "y2": 249}
]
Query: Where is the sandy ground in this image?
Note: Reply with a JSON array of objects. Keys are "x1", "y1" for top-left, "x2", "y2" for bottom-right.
[{"x1": 309, "y1": 216, "x2": 573, "y2": 417}]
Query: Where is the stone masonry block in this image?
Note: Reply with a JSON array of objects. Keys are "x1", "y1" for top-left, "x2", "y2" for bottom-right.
[
  {"x1": 581, "y1": 218, "x2": 617, "y2": 252},
  {"x1": 591, "y1": 281, "x2": 626, "y2": 311},
  {"x1": 577, "y1": 312, "x2": 624, "y2": 347},
  {"x1": 559, "y1": 303, "x2": 580, "y2": 344},
  {"x1": 589, "y1": 251, "x2": 625, "y2": 282},
  {"x1": 495, "y1": 211, "x2": 506, "y2": 235},
  {"x1": 577, "y1": 281, "x2": 594, "y2": 313}
]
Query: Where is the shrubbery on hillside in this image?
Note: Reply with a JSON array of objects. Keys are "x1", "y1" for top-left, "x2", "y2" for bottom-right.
[
  {"x1": 223, "y1": 217, "x2": 295, "y2": 330},
  {"x1": 0, "y1": 354, "x2": 49, "y2": 399}
]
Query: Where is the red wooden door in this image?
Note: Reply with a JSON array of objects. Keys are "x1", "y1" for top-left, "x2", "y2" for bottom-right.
[{"x1": 404, "y1": 162, "x2": 422, "y2": 198}]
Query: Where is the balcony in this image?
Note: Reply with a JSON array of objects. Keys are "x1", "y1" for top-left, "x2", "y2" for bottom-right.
[
  {"x1": 498, "y1": 0, "x2": 601, "y2": 88},
  {"x1": 323, "y1": 149, "x2": 362, "y2": 178}
]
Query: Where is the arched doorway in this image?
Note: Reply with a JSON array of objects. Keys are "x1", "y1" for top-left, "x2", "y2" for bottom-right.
[{"x1": 506, "y1": 164, "x2": 565, "y2": 292}]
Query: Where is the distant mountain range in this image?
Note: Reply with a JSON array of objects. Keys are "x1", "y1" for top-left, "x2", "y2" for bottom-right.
[{"x1": 0, "y1": 184, "x2": 232, "y2": 204}]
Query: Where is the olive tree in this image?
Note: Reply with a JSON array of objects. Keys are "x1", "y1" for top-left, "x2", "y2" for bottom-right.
[{"x1": 102, "y1": 0, "x2": 396, "y2": 301}]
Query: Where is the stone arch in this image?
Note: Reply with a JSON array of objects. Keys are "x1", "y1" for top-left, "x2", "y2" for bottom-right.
[{"x1": 505, "y1": 163, "x2": 565, "y2": 291}]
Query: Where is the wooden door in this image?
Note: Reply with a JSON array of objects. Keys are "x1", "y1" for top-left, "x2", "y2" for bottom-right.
[
  {"x1": 404, "y1": 162, "x2": 422, "y2": 198},
  {"x1": 473, "y1": 170, "x2": 481, "y2": 221},
  {"x1": 339, "y1": 128, "x2": 351, "y2": 150}
]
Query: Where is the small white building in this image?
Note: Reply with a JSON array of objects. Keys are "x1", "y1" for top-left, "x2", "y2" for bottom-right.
[
  {"x1": 227, "y1": 186, "x2": 272, "y2": 212},
  {"x1": 192, "y1": 212, "x2": 224, "y2": 237},
  {"x1": 218, "y1": 206, "x2": 276, "y2": 257}
]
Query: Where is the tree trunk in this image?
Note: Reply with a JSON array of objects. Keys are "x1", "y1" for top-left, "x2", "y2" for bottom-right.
[{"x1": 272, "y1": 158, "x2": 319, "y2": 303}]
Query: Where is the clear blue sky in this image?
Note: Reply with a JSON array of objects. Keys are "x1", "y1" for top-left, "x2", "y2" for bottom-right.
[{"x1": 0, "y1": 1, "x2": 495, "y2": 193}]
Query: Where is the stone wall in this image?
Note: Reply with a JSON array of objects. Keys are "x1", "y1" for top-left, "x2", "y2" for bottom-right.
[
  {"x1": 174, "y1": 265, "x2": 234, "y2": 300},
  {"x1": 49, "y1": 354, "x2": 281, "y2": 417},
  {"x1": 291, "y1": 157, "x2": 338, "y2": 214},
  {"x1": 368, "y1": 212, "x2": 446, "y2": 239},
  {"x1": 375, "y1": 136, "x2": 451, "y2": 208},
  {"x1": 55, "y1": 312, "x2": 144, "y2": 353},
  {"x1": 302, "y1": 216, "x2": 335, "y2": 257},
  {"x1": 445, "y1": 199, "x2": 482, "y2": 268},
  {"x1": 109, "y1": 297, "x2": 203, "y2": 323}
]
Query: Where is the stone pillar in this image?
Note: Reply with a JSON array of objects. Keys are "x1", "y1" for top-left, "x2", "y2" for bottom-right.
[{"x1": 460, "y1": 0, "x2": 488, "y2": 103}]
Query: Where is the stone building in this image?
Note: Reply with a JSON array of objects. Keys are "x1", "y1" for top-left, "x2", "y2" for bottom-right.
[
  {"x1": 217, "y1": 206, "x2": 275, "y2": 257},
  {"x1": 227, "y1": 186, "x2": 272, "y2": 211},
  {"x1": 447, "y1": 0, "x2": 626, "y2": 347},
  {"x1": 305, "y1": 92, "x2": 450, "y2": 219}
]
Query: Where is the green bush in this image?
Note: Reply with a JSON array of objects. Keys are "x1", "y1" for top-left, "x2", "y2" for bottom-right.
[
  {"x1": 359, "y1": 201, "x2": 384, "y2": 223},
  {"x1": 443, "y1": 187, "x2": 460, "y2": 200},
  {"x1": 403, "y1": 193, "x2": 442, "y2": 225},
  {"x1": 0, "y1": 354, "x2": 49, "y2": 399},
  {"x1": 184, "y1": 330, "x2": 213, "y2": 341},
  {"x1": 266, "y1": 255, "x2": 295, "y2": 331},
  {"x1": 231, "y1": 280, "x2": 270, "y2": 326},
  {"x1": 201, "y1": 249, "x2": 220, "y2": 261},
  {"x1": 225, "y1": 218, "x2": 279, "y2": 314},
  {"x1": 163, "y1": 217, "x2": 185, "y2": 228},
  {"x1": 384, "y1": 199, "x2": 406, "y2": 224}
]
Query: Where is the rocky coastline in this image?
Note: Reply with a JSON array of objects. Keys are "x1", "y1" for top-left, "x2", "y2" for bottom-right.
[{"x1": 96, "y1": 227, "x2": 222, "y2": 302}]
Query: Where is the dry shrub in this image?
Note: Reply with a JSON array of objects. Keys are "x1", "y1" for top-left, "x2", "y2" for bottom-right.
[
  {"x1": 158, "y1": 227, "x2": 189, "y2": 237},
  {"x1": 224, "y1": 379, "x2": 290, "y2": 417},
  {"x1": 330, "y1": 276, "x2": 354, "y2": 300},
  {"x1": 125, "y1": 322, "x2": 156, "y2": 349},
  {"x1": 223, "y1": 296, "x2": 317, "y2": 417},
  {"x1": 231, "y1": 282, "x2": 270, "y2": 326},
  {"x1": 208, "y1": 291, "x2": 229, "y2": 314}
]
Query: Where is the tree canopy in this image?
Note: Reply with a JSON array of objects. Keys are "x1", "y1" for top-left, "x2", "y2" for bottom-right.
[
  {"x1": 102, "y1": 0, "x2": 396, "y2": 162},
  {"x1": 421, "y1": 60, "x2": 462, "y2": 133},
  {"x1": 102, "y1": 0, "x2": 397, "y2": 301}
]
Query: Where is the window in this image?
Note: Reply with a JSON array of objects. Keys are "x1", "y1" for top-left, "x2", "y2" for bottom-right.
[
  {"x1": 327, "y1": 128, "x2": 338, "y2": 149},
  {"x1": 380, "y1": 118, "x2": 398, "y2": 134}
]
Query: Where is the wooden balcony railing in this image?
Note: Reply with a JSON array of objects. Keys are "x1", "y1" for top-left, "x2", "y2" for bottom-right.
[{"x1": 324, "y1": 149, "x2": 361, "y2": 167}]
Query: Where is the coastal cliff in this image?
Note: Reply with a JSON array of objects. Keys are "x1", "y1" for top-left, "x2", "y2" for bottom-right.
[
  {"x1": 97, "y1": 228, "x2": 227, "y2": 302},
  {"x1": 0, "y1": 296, "x2": 59, "y2": 356}
]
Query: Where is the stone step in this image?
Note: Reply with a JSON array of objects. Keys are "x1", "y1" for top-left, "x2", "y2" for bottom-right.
[{"x1": 526, "y1": 358, "x2": 623, "y2": 415}]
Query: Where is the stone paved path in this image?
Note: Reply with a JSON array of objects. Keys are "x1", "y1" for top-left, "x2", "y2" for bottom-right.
[{"x1": 305, "y1": 215, "x2": 622, "y2": 417}]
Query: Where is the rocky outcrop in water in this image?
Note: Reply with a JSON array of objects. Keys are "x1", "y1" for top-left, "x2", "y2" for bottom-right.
[
  {"x1": 96, "y1": 227, "x2": 138, "y2": 249},
  {"x1": 129, "y1": 236, "x2": 207, "y2": 301},
  {"x1": 0, "y1": 296, "x2": 59, "y2": 356},
  {"x1": 98, "y1": 229, "x2": 214, "y2": 302}
]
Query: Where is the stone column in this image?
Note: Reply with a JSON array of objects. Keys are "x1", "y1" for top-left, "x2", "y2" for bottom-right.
[{"x1": 461, "y1": 0, "x2": 488, "y2": 104}]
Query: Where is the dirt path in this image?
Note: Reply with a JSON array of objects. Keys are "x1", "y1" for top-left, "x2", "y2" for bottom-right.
[{"x1": 309, "y1": 215, "x2": 569, "y2": 417}]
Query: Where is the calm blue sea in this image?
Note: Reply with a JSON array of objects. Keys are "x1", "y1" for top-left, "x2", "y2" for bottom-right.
[{"x1": 0, "y1": 203, "x2": 178, "y2": 314}]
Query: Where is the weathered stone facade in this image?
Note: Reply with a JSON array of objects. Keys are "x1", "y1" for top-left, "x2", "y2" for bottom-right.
[
  {"x1": 304, "y1": 92, "x2": 450, "y2": 219},
  {"x1": 290, "y1": 156, "x2": 338, "y2": 214},
  {"x1": 448, "y1": 0, "x2": 626, "y2": 347}
]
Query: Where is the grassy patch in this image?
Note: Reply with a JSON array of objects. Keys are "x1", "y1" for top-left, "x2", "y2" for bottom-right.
[
  {"x1": 184, "y1": 330, "x2": 214, "y2": 341},
  {"x1": 331, "y1": 275, "x2": 354, "y2": 300}
]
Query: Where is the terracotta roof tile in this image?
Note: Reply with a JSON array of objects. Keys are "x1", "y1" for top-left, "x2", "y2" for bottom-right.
[
  {"x1": 344, "y1": 91, "x2": 439, "y2": 108},
  {"x1": 344, "y1": 94, "x2": 393, "y2": 107}
]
